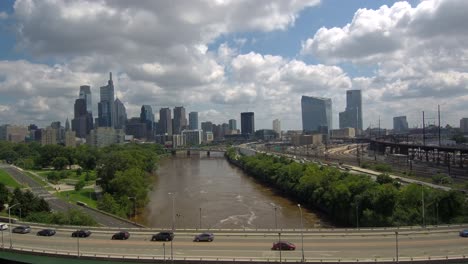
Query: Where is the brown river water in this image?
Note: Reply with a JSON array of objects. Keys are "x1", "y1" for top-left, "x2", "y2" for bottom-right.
[{"x1": 142, "y1": 153, "x2": 329, "y2": 229}]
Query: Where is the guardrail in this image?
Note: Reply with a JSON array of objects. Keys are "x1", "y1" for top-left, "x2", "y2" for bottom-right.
[{"x1": 1, "y1": 247, "x2": 468, "y2": 263}]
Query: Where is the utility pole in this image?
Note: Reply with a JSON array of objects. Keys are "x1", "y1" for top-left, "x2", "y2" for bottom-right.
[
  {"x1": 422, "y1": 111, "x2": 426, "y2": 146},
  {"x1": 438, "y1": 105, "x2": 441, "y2": 146}
]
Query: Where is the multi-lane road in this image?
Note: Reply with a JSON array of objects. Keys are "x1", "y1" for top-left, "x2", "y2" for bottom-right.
[{"x1": 2, "y1": 224, "x2": 468, "y2": 262}]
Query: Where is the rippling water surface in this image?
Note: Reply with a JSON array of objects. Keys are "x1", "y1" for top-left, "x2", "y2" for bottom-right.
[{"x1": 142, "y1": 153, "x2": 328, "y2": 229}]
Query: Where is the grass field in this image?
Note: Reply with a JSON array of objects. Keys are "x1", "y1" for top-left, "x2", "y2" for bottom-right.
[
  {"x1": 55, "y1": 188, "x2": 98, "y2": 208},
  {"x1": 0, "y1": 169, "x2": 22, "y2": 188}
]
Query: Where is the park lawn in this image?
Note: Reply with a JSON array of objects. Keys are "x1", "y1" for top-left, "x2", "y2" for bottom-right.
[
  {"x1": 0, "y1": 169, "x2": 22, "y2": 188},
  {"x1": 36, "y1": 169, "x2": 97, "y2": 183},
  {"x1": 56, "y1": 188, "x2": 97, "y2": 208}
]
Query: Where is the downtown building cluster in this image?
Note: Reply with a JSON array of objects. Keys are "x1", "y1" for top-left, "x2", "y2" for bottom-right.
[
  {"x1": 0, "y1": 73, "x2": 280, "y2": 148},
  {"x1": 2, "y1": 73, "x2": 467, "y2": 147}
]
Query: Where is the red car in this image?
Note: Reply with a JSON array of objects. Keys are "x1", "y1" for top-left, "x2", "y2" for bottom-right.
[{"x1": 272, "y1": 241, "x2": 296, "y2": 250}]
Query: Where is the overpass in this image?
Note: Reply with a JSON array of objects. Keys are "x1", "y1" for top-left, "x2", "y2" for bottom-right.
[
  {"x1": 168, "y1": 147, "x2": 226, "y2": 156},
  {"x1": 1, "y1": 222, "x2": 468, "y2": 263}
]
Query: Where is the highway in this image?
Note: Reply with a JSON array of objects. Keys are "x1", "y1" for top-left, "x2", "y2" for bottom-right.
[{"x1": 2, "y1": 224, "x2": 468, "y2": 262}]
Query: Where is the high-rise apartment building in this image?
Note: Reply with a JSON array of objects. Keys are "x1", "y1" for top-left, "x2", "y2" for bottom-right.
[
  {"x1": 273, "y1": 119, "x2": 281, "y2": 136},
  {"x1": 0, "y1": 124, "x2": 28, "y2": 143},
  {"x1": 301, "y1": 96, "x2": 332, "y2": 133},
  {"x1": 229, "y1": 119, "x2": 237, "y2": 130},
  {"x1": 158, "y1": 108, "x2": 172, "y2": 135},
  {"x1": 98, "y1": 73, "x2": 115, "y2": 128},
  {"x1": 241, "y1": 112, "x2": 255, "y2": 135},
  {"x1": 41, "y1": 126, "x2": 57, "y2": 145},
  {"x1": 173, "y1": 106, "x2": 187, "y2": 134},
  {"x1": 182, "y1": 130, "x2": 203, "y2": 146},
  {"x1": 393, "y1": 116, "x2": 409, "y2": 133},
  {"x1": 460, "y1": 118, "x2": 468, "y2": 133},
  {"x1": 339, "y1": 90, "x2": 362, "y2": 133},
  {"x1": 114, "y1": 98, "x2": 127, "y2": 130},
  {"x1": 189, "y1": 112, "x2": 198, "y2": 130},
  {"x1": 79, "y1": 85, "x2": 93, "y2": 115}
]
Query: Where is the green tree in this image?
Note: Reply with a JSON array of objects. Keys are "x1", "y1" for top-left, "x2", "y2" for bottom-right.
[
  {"x1": 75, "y1": 180, "x2": 86, "y2": 191},
  {"x1": 0, "y1": 183, "x2": 9, "y2": 211},
  {"x1": 51, "y1": 157, "x2": 69, "y2": 170}
]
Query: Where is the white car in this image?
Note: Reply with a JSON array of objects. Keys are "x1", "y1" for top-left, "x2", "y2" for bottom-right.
[{"x1": 0, "y1": 223, "x2": 8, "y2": 231}]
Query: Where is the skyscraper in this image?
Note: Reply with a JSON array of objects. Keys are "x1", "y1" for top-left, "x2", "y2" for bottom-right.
[
  {"x1": 79, "y1": 85, "x2": 92, "y2": 115},
  {"x1": 189, "y1": 112, "x2": 198, "y2": 130},
  {"x1": 301, "y1": 96, "x2": 332, "y2": 133},
  {"x1": 201, "y1": 121, "x2": 213, "y2": 134},
  {"x1": 72, "y1": 98, "x2": 93, "y2": 138},
  {"x1": 339, "y1": 90, "x2": 362, "y2": 132},
  {"x1": 393, "y1": 116, "x2": 409, "y2": 133},
  {"x1": 229, "y1": 119, "x2": 237, "y2": 130},
  {"x1": 461, "y1": 118, "x2": 468, "y2": 134},
  {"x1": 98, "y1": 72, "x2": 115, "y2": 128},
  {"x1": 173, "y1": 106, "x2": 187, "y2": 134},
  {"x1": 273, "y1": 119, "x2": 281, "y2": 136},
  {"x1": 140, "y1": 105, "x2": 154, "y2": 139},
  {"x1": 114, "y1": 98, "x2": 127, "y2": 129},
  {"x1": 241, "y1": 112, "x2": 255, "y2": 135},
  {"x1": 158, "y1": 108, "x2": 172, "y2": 135}
]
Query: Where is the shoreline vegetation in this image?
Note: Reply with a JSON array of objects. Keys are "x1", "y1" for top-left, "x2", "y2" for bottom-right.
[{"x1": 225, "y1": 147, "x2": 468, "y2": 227}]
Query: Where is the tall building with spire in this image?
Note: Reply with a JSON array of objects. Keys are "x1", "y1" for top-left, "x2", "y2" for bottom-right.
[{"x1": 98, "y1": 72, "x2": 115, "y2": 128}]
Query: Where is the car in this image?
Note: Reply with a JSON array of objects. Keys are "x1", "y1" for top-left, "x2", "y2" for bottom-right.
[
  {"x1": 37, "y1": 229, "x2": 56, "y2": 236},
  {"x1": 271, "y1": 241, "x2": 296, "y2": 250},
  {"x1": 112, "y1": 231, "x2": 130, "y2": 240},
  {"x1": 460, "y1": 229, "x2": 468, "y2": 237},
  {"x1": 151, "y1": 231, "x2": 174, "y2": 241},
  {"x1": 0, "y1": 223, "x2": 8, "y2": 231},
  {"x1": 72, "y1": 230, "x2": 91, "y2": 238},
  {"x1": 193, "y1": 233, "x2": 214, "y2": 242},
  {"x1": 12, "y1": 225, "x2": 31, "y2": 234}
]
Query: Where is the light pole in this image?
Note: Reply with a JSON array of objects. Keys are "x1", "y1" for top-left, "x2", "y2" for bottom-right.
[
  {"x1": 419, "y1": 184, "x2": 425, "y2": 227},
  {"x1": 168, "y1": 192, "x2": 176, "y2": 262},
  {"x1": 199, "y1": 207, "x2": 202, "y2": 230},
  {"x1": 271, "y1": 203, "x2": 278, "y2": 230},
  {"x1": 77, "y1": 233, "x2": 80, "y2": 258},
  {"x1": 278, "y1": 232, "x2": 282, "y2": 264},
  {"x1": 8, "y1": 203, "x2": 20, "y2": 248},
  {"x1": 297, "y1": 204, "x2": 305, "y2": 263},
  {"x1": 395, "y1": 231, "x2": 399, "y2": 263}
]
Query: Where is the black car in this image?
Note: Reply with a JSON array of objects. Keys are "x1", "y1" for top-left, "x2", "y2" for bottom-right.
[
  {"x1": 193, "y1": 233, "x2": 214, "y2": 242},
  {"x1": 72, "y1": 230, "x2": 91, "y2": 237},
  {"x1": 12, "y1": 225, "x2": 31, "y2": 234},
  {"x1": 112, "y1": 231, "x2": 130, "y2": 240},
  {"x1": 460, "y1": 229, "x2": 468, "y2": 237},
  {"x1": 37, "y1": 229, "x2": 56, "y2": 236},
  {"x1": 151, "y1": 231, "x2": 174, "y2": 241}
]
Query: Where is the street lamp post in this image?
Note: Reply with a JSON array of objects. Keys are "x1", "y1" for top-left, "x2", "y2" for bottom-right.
[
  {"x1": 297, "y1": 204, "x2": 305, "y2": 263},
  {"x1": 199, "y1": 207, "x2": 202, "y2": 230},
  {"x1": 395, "y1": 231, "x2": 399, "y2": 263},
  {"x1": 168, "y1": 192, "x2": 176, "y2": 262},
  {"x1": 421, "y1": 185, "x2": 425, "y2": 227},
  {"x1": 77, "y1": 234, "x2": 80, "y2": 258},
  {"x1": 8, "y1": 203, "x2": 20, "y2": 248},
  {"x1": 278, "y1": 232, "x2": 282, "y2": 264}
]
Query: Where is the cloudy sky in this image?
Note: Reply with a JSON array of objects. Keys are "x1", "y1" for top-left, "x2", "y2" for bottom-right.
[{"x1": 0, "y1": 0, "x2": 467, "y2": 130}]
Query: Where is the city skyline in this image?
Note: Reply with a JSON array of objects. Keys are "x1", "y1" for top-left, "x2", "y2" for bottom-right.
[{"x1": 0, "y1": 0, "x2": 466, "y2": 129}]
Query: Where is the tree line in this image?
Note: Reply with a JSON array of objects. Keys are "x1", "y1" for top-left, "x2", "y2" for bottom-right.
[
  {"x1": 226, "y1": 148, "x2": 468, "y2": 227},
  {"x1": 0, "y1": 141, "x2": 165, "y2": 219}
]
